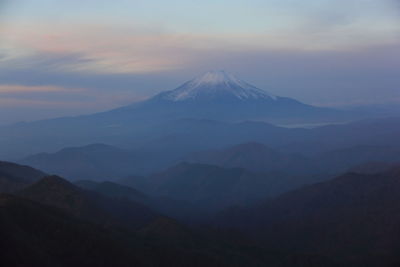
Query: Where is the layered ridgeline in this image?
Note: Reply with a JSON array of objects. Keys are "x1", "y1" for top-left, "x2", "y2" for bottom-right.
[
  {"x1": 0, "y1": 71, "x2": 345, "y2": 159},
  {"x1": 0, "y1": 162, "x2": 334, "y2": 267},
  {"x1": 215, "y1": 165, "x2": 400, "y2": 266},
  {"x1": 0, "y1": 161, "x2": 46, "y2": 193}
]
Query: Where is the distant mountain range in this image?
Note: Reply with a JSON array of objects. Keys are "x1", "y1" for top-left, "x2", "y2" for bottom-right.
[
  {"x1": 19, "y1": 144, "x2": 147, "y2": 181},
  {"x1": 121, "y1": 162, "x2": 299, "y2": 212},
  {"x1": 17, "y1": 120, "x2": 308, "y2": 178},
  {"x1": 186, "y1": 142, "x2": 400, "y2": 174},
  {"x1": 0, "y1": 71, "x2": 354, "y2": 160},
  {"x1": 185, "y1": 142, "x2": 311, "y2": 174},
  {"x1": 20, "y1": 135, "x2": 400, "y2": 186}
]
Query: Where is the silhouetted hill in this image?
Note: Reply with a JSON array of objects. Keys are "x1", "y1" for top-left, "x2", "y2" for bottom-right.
[
  {"x1": 19, "y1": 175, "x2": 159, "y2": 230},
  {"x1": 281, "y1": 117, "x2": 400, "y2": 156},
  {"x1": 139, "y1": 216, "x2": 193, "y2": 241},
  {"x1": 75, "y1": 180, "x2": 148, "y2": 203},
  {"x1": 187, "y1": 142, "x2": 400, "y2": 177},
  {"x1": 217, "y1": 167, "x2": 400, "y2": 266},
  {"x1": 0, "y1": 193, "x2": 162, "y2": 267},
  {"x1": 349, "y1": 161, "x2": 400, "y2": 174},
  {"x1": 124, "y1": 162, "x2": 303, "y2": 212},
  {"x1": 76, "y1": 179, "x2": 210, "y2": 223},
  {"x1": 1, "y1": 193, "x2": 304, "y2": 267},
  {"x1": 316, "y1": 145, "x2": 400, "y2": 173},
  {"x1": 20, "y1": 144, "x2": 148, "y2": 181},
  {"x1": 0, "y1": 161, "x2": 46, "y2": 193}
]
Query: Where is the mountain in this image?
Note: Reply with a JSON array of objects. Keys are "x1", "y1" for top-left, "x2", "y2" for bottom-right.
[
  {"x1": 0, "y1": 71, "x2": 347, "y2": 160},
  {"x1": 19, "y1": 143, "x2": 148, "y2": 181},
  {"x1": 75, "y1": 179, "x2": 214, "y2": 222},
  {"x1": 349, "y1": 161, "x2": 400, "y2": 174},
  {"x1": 186, "y1": 142, "x2": 311, "y2": 174},
  {"x1": 186, "y1": 142, "x2": 400, "y2": 176},
  {"x1": 315, "y1": 145, "x2": 400, "y2": 173},
  {"x1": 19, "y1": 175, "x2": 159, "y2": 230},
  {"x1": 18, "y1": 121, "x2": 309, "y2": 178},
  {"x1": 116, "y1": 70, "x2": 341, "y2": 123},
  {"x1": 0, "y1": 193, "x2": 334, "y2": 267},
  {"x1": 75, "y1": 180, "x2": 148, "y2": 203},
  {"x1": 0, "y1": 193, "x2": 154, "y2": 267},
  {"x1": 0, "y1": 161, "x2": 46, "y2": 193},
  {"x1": 216, "y1": 166, "x2": 400, "y2": 266},
  {"x1": 156, "y1": 71, "x2": 278, "y2": 102},
  {"x1": 279, "y1": 117, "x2": 400, "y2": 156},
  {"x1": 122, "y1": 162, "x2": 307, "y2": 212}
]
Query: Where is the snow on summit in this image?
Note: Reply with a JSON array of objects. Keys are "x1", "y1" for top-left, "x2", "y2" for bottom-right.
[
  {"x1": 191, "y1": 70, "x2": 242, "y2": 85},
  {"x1": 161, "y1": 71, "x2": 277, "y2": 101}
]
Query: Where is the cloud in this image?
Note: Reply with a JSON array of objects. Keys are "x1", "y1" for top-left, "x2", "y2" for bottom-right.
[
  {"x1": 0, "y1": 84, "x2": 72, "y2": 93},
  {"x1": 0, "y1": 43, "x2": 399, "y2": 108},
  {"x1": 0, "y1": 97, "x2": 84, "y2": 108},
  {"x1": 0, "y1": 8, "x2": 398, "y2": 124},
  {"x1": 1, "y1": 25, "x2": 205, "y2": 74},
  {"x1": 1, "y1": 20, "x2": 398, "y2": 76}
]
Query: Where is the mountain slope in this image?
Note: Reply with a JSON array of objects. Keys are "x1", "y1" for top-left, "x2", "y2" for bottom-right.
[
  {"x1": 19, "y1": 144, "x2": 146, "y2": 181},
  {"x1": 0, "y1": 193, "x2": 161, "y2": 267},
  {"x1": 75, "y1": 180, "x2": 148, "y2": 203},
  {"x1": 19, "y1": 176, "x2": 159, "y2": 230},
  {"x1": 316, "y1": 145, "x2": 400, "y2": 173},
  {"x1": 0, "y1": 161, "x2": 46, "y2": 193},
  {"x1": 186, "y1": 142, "x2": 400, "y2": 176},
  {"x1": 154, "y1": 70, "x2": 277, "y2": 102},
  {"x1": 0, "y1": 193, "x2": 336, "y2": 267},
  {"x1": 117, "y1": 70, "x2": 340, "y2": 123},
  {"x1": 123, "y1": 162, "x2": 306, "y2": 212},
  {"x1": 186, "y1": 142, "x2": 311, "y2": 174},
  {"x1": 217, "y1": 166, "x2": 400, "y2": 266}
]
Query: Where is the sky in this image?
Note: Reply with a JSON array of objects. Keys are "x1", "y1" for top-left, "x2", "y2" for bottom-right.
[{"x1": 0, "y1": 0, "x2": 399, "y2": 124}]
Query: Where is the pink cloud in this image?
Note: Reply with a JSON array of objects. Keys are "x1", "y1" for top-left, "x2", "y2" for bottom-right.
[
  {"x1": 3, "y1": 23, "x2": 399, "y2": 75},
  {"x1": 0, "y1": 84, "x2": 70, "y2": 93}
]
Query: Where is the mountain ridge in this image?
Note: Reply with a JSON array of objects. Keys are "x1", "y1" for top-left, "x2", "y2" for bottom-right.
[
  {"x1": 215, "y1": 166, "x2": 400, "y2": 265},
  {"x1": 19, "y1": 175, "x2": 160, "y2": 230}
]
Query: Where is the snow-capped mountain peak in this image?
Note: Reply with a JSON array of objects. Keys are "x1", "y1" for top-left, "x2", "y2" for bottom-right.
[
  {"x1": 158, "y1": 71, "x2": 277, "y2": 102},
  {"x1": 190, "y1": 70, "x2": 242, "y2": 85}
]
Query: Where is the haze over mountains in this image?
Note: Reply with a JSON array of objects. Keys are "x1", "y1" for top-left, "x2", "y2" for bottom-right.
[
  {"x1": 3, "y1": 0, "x2": 400, "y2": 264},
  {"x1": 3, "y1": 155, "x2": 400, "y2": 265},
  {"x1": 2, "y1": 71, "x2": 400, "y2": 266},
  {"x1": 19, "y1": 118, "x2": 400, "y2": 182},
  {"x1": 0, "y1": 71, "x2": 354, "y2": 160}
]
